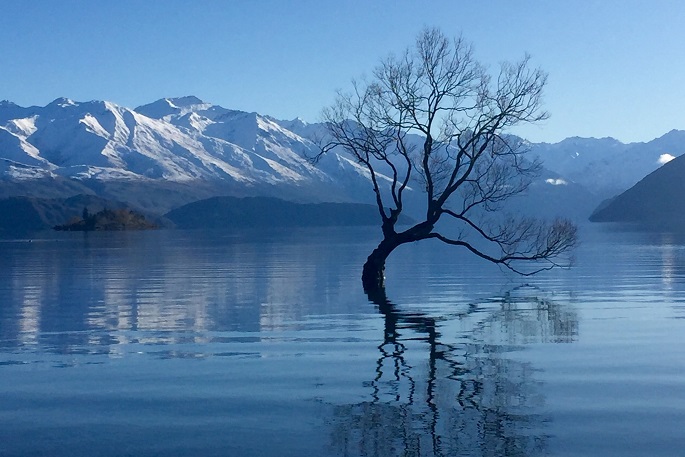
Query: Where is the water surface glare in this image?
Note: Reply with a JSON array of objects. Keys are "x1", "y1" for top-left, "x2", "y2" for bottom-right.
[{"x1": 1, "y1": 226, "x2": 684, "y2": 456}]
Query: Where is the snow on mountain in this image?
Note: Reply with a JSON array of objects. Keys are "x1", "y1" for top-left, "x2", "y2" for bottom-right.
[
  {"x1": 0, "y1": 126, "x2": 49, "y2": 168},
  {"x1": 2, "y1": 97, "x2": 304, "y2": 184},
  {"x1": 0, "y1": 97, "x2": 390, "y2": 213},
  {"x1": 186, "y1": 110, "x2": 322, "y2": 180},
  {"x1": 136, "y1": 98, "x2": 379, "y2": 189}
]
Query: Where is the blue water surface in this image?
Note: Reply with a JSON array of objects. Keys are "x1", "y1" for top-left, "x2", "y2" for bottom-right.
[{"x1": 1, "y1": 225, "x2": 684, "y2": 456}]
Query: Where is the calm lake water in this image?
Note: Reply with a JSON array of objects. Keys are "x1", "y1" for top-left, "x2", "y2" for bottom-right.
[{"x1": 1, "y1": 225, "x2": 684, "y2": 456}]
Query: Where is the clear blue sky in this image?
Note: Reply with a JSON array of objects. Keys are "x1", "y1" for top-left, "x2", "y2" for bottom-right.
[{"x1": 1, "y1": 0, "x2": 683, "y2": 143}]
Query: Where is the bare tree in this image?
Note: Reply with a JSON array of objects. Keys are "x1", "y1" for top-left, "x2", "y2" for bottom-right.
[{"x1": 316, "y1": 28, "x2": 577, "y2": 292}]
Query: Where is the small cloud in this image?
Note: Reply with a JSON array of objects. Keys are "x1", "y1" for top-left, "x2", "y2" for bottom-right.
[
  {"x1": 658, "y1": 153, "x2": 676, "y2": 165},
  {"x1": 545, "y1": 178, "x2": 567, "y2": 186}
]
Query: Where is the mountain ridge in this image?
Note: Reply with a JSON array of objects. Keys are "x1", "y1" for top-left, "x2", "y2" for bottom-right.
[
  {"x1": 1, "y1": 96, "x2": 683, "y2": 221},
  {"x1": 0, "y1": 96, "x2": 386, "y2": 214}
]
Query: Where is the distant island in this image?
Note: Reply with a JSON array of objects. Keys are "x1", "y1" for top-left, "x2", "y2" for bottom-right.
[{"x1": 54, "y1": 208, "x2": 158, "y2": 231}]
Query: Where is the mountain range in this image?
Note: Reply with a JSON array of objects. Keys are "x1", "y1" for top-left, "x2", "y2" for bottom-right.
[
  {"x1": 1, "y1": 96, "x2": 683, "y2": 225},
  {"x1": 0, "y1": 96, "x2": 379, "y2": 215}
]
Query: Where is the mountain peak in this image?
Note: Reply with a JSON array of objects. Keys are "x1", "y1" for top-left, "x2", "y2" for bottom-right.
[
  {"x1": 47, "y1": 97, "x2": 77, "y2": 108},
  {"x1": 166, "y1": 95, "x2": 205, "y2": 107},
  {"x1": 135, "y1": 96, "x2": 213, "y2": 120}
]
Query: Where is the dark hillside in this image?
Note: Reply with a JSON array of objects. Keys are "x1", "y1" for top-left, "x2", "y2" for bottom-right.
[
  {"x1": 165, "y1": 196, "x2": 412, "y2": 229},
  {"x1": 589, "y1": 154, "x2": 685, "y2": 228},
  {"x1": 0, "y1": 197, "x2": 46, "y2": 233}
]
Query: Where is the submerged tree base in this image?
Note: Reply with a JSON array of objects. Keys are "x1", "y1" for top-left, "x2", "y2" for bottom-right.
[
  {"x1": 361, "y1": 234, "x2": 402, "y2": 294},
  {"x1": 362, "y1": 260, "x2": 385, "y2": 296},
  {"x1": 362, "y1": 246, "x2": 388, "y2": 290}
]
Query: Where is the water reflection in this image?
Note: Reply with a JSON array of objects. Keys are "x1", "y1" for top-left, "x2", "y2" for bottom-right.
[
  {"x1": 3, "y1": 226, "x2": 685, "y2": 456},
  {"x1": 657, "y1": 233, "x2": 685, "y2": 289},
  {"x1": 0, "y1": 229, "x2": 371, "y2": 358},
  {"x1": 328, "y1": 286, "x2": 578, "y2": 457}
]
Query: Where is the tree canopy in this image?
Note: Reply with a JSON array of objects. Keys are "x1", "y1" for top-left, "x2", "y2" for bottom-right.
[{"x1": 316, "y1": 27, "x2": 577, "y2": 292}]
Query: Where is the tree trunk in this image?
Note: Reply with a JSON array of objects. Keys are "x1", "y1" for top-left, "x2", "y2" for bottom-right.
[
  {"x1": 362, "y1": 236, "x2": 401, "y2": 294},
  {"x1": 362, "y1": 220, "x2": 435, "y2": 294}
]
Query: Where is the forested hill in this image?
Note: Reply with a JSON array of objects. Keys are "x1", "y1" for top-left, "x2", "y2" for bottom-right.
[
  {"x1": 54, "y1": 208, "x2": 158, "y2": 231},
  {"x1": 165, "y1": 196, "x2": 411, "y2": 229}
]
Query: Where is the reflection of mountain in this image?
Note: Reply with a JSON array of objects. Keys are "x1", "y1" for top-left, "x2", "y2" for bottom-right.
[
  {"x1": 0, "y1": 229, "x2": 374, "y2": 356},
  {"x1": 328, "y1": 287, "x2": 577, "y2": 457}
]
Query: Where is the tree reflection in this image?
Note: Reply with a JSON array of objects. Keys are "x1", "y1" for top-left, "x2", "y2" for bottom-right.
[{"x1": 328, "y1": 286, "x2": 577, "y2": 457}]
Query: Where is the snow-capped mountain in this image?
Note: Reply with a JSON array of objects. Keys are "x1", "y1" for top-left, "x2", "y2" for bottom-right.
[
  {"x1": 0, "y1": 95, "x2": 682, "y2": 220},
  {"x1": 529, "y1": 131, "x2": 685, "y2": 198},
  {"x1": 0, "y1": 96, "x2": 381, "y2": 213},
  {"x1": 136, "y1": 96, "x2": 340, "y2": 185}
]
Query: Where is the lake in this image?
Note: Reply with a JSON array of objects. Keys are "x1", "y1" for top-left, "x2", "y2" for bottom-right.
[{"x1": 1, "y1": 225, "x2": 684, "y2": 456}]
